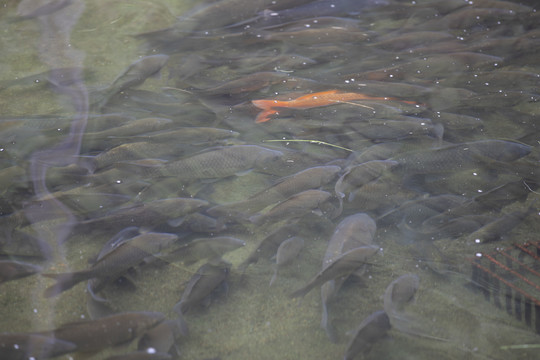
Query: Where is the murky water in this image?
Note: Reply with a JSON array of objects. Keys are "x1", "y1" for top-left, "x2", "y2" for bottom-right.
[{"x1": 1, "y1": 0, "x2": 540, "y2": 359}]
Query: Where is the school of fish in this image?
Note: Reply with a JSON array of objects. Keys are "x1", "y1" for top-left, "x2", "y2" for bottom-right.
[{"x1": 1, "y1": 0, "x2": 540, "y2": 359}]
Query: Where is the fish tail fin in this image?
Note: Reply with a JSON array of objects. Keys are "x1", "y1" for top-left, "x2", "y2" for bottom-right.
[
  {"x1": 255, "y1": 109, "x2": 278, "y2": 123},
  {"x1": 289, "y1": 284, "x2": 313, "y2": 299},
  {"x1": 42, "y1": 273, "x2": 80, "y2": 298}
]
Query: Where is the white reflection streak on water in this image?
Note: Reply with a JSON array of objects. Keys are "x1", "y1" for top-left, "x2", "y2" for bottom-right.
[{"x1": 18, "y1": 0, "x2": 88, "y2": 328}]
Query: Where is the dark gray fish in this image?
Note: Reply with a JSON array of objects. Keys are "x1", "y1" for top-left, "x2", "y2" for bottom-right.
[
  {"x1": 472, "y1": 180, "x2": 537, "y2": 211},
  {"x1": 0, "y1": 260, "x2": 42, "y2": 284},
  {"x1": 391, "y1": 140, "x2": 531, "y2": 175},
  {"x1": 40, "y1": 311, "x2": 165, "y2": 352},
  {"x1": 0, "y1": 229, "x2": 53, "y2": 259},
  {"x1": 174, "y1": 260, "x2": 230, "y2": 334},
  {"x1": 383, "y1": 274, "x2": 420, "y2": 315},
  {"x1": 208, "y1": 165, "x2": 341, "y2": 219},
  {"x1": 269, "y1": 236, "x2": 304, "y2": 286},
  {"x1": 43, "y1": 232, "x2": 178, "y2": 297},
  {"x1": 321, "y1": 213, "x2": 377, "y2": 342},
  {"x1": 79, "y1": 141, "x2": 177, "y2": 173},
  {"x1": 119, "y1": 145, "x2": 283, "y2": 180},
  {"x1": 174, "y1": 259, "x2": 231, "y2": 316},
  {"x1": 77, "y1": 198, "x2": 209, "y2": 233},
  {"x1": 290, "y1": 245, "x2": 379, "y2": 298},
  {"x1": 344, "y1": 310, "x2": 391, "y2": 360},
  {"x1": 15, "y1": 0, "x2": 74, "y2": 20},
  {"x1": 106, "y1": 351, "x2": 172, "y2": 360},
  {"x1": 466, "y1": 205, "x2": 536, "y2": 244},
  {"x1": 347, "y1": 120, "x2": 444, "y2": 142},
  {"x1": 249, "y1": 189, "x2": 332, "y2": 225},
  {"x1": 335, "y1": 161, "x2": 397, "y2": 200},
  {"x1": 81, "y1": 117, "x2": 174, "y2": 153},
  {"x1": 238, "y1": 223, "x2": 300, "y2": 272},
  {"x1": 138, "y1": 319, "x2": 183, "y2": 354},
  {"x1": 0, "y1": 333, "x2": 75, "y2": 360},
  {"x1": 161, "y1": 236, "x2": 245, "y2": 265},
  {"x1": 86, "y1": 227, "x2": 142, "y2": 307},
  {"x1": 376, "y1": 194, "x2": 468, "y2": 228},
  {"x1": 92, "y1": 55, "x2": 169, "y2": 109},
  {"x1": 127, "y1": 127, "x2": 240, "y2": 144}
]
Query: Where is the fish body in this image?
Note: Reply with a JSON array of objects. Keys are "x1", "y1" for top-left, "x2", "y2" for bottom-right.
[
  {"x1": 162, "y1": 236, "x2": 245, "y2": 265},
  {"x1": 43, "y1": 232, "x2": 178, "y2": 297},
  {"x1": 238, "y1": 223, "x2": 299, "y2": 272},
  {"x1": 249, "y1": 189, "x2": 332, "y2": 225},
  {"x1": 321, "y1": 213, "x2": 377, "y2": 341},
  {"x1": 92, "y1": 55, "x2": 169, "y2": 109},
  {"x1": 344, "y1": 310, "x2": 391, "y2": 360},
  {"x1": 129, "y1": 145, "x2": 283, "y2": 179},
  {"x1": 335, "y1": 161, "x2": 397, "y2": 200},
  {"x1": 43, "y1": 311, "x2": 165, "y2": 352},
  {"x1": 391, "y1": 139, "x2": 531, "y2": 175},
  {"x1": 0, "y1": 333, "x2": 75, "y2": 360},
  {"x1": 252, "y1": 90, "x2": 417, "y2": 122},
  {"x1": 78, "y1": 198, "x2": 208, "y2": 232},
  {"x1": 466, "y1": 205, "x2": 536, "y2": 244},
  {"x1": 137, "y1": 319, "x2": 183, "y2": 354},
  {"x1": 0, "y1": 260, "x2": 42, "y2": 284},
  {"x1": 291, "y1": 245, "x2": 379, "y2": 298},
  {"x1": 106, "y1": 351, "x2": 172, "y2": 360},
  {"x1": 174, "y1": 260, "x2": 231, "y2": 315},
  {"x1": 383, "y1": 274, "x2": 420, "y2": 315},
  {"x1": 208, "y1": 165, "x2": 341, "y2": 218}
]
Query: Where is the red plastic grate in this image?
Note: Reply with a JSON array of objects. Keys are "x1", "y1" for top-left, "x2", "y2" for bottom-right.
[{"x1": 468, "y1": 241, "x2": 540, "y2": 333}]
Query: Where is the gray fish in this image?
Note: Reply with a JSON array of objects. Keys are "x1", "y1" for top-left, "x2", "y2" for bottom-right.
[
  {"x1": 127, "y1": 127, "x2": 240, "y2": 144},
  {"x1": 335, "y1": 161, "x2": 397, "y2": 200},
  {"x1": 79, "y1": 141, "x2": 179, "y2": 173},
  {"x1": 120, "y1": 145, "x2": 283, "y2": 180},
  {"x1": 290, "y1": 245, "x2": 379, "y2": 298},
  {"x1": 0, "y1": 229, "x2": 53, "y2": 259},
  {"x1": 249, "y1": 189, "x2": 332, "y2": 225},
  {"x1": 321, "y1": 213, "x2": 377, "y2": 342},
  {"x1": 391, "y1": 139, "x2": 531, "y2": 175},
  {"x1": 162, "y1": 236, "x2": 245, "y2": 265},
  {"x1": 383, "y1": 274, "x2": 420, "y2": 315},
  {"x1": 0, "y1": 260, "x2": 42, "y2": 284},
  {"x1": 174, "y1": 259, "x2": 231, "y2": 334},
  {"x1": 238, "y1": 223, "x2": 300, "y2": 272},
  {"x1": 82, "y1": 117, "x2": 173, "y2": 152},
  {"x1": 347, "y1": 119, "x2": 444, "y2": 142},
  {"x1": 41, "y1": 311, "x2": 165, "y2": 352},
  {"x1": 43, "y1": 232, "x2": 178, "y2": 297},
  {"x1": 466, "y1": 205, "x2": 536, "y2": 244},
  {"x1": 269, "y1": 236, "x2": 304, "y2": 286},
  {"x1": 77, "y1": 198, "x2": 209, "y2": 233},
  {"x1": 174, "y1": 259, "x2": 231, "y2": 315},
  {"x1": 16, "y1": 0, "x2": 73, "y2": 20},
  {"x1": 344, "y1": 310, "x2": 391, "y2": 360},
  {"x1": 208, "y1": 165, "x2": 341, "y2": 218},
  {"x1": 106, "y1": 351, "x2": 172, "y2": 360},
  {"x1": 0, "y1": 333, "x2": 75, "y2": 360},
  {"x1": 92, "y1": 55, "x2": 169, "y2": 109},
  {"x1": 137, "y1": 319, "x2": 183, "y2": 354}
]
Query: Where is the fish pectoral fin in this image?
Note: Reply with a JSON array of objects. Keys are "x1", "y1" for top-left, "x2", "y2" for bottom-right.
[
  {"x1": 235, "y1": 169, "x2": 253, "y2": 177},
  {"x1": 167, "y1": 216, "x2": 185, "y2": 227}
]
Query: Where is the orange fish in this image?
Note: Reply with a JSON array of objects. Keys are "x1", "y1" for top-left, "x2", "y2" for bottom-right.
[{"x1": 252, "y1": 89, "x2": 418, "y2": 123}]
